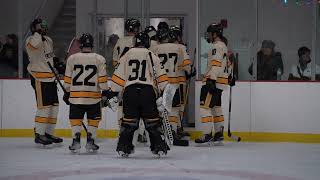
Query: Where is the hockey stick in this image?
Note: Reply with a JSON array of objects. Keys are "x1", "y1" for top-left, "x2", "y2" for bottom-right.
[
  {"x1": 47, "y1": 62, "x2": 88, "y2": 133},
  {"x1": 148, "y1": 52, "x2": 174, "y2": 145},
  {"x1": 227, "y1": 55, "x2": 241, "y2": 142}
]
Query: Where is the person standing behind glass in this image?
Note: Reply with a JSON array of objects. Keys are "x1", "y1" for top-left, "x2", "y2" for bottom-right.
[{"x1": 248, "y1": 40, "x2": 283, "y2": 80}]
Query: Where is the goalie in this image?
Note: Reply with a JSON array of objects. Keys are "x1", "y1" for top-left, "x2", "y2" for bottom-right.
[{"x1": 109, "y1": 31, "x2": 170, "y2": 157}]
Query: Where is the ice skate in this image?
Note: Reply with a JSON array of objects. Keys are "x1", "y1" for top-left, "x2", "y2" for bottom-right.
[
  {"x1": 194, "y1": 133, "x2": 213, "y2": 144},
  {"x1": 45, "y1": 133, "x2": 63, "y2": 144},
  {"x1": 213, "y1": 131, "x2": 224, "y2": 146},
  {"x1": 173, "y1": 131, "x2": 189, "y2": 146},
  {"x1": 69, "y1": 132, "x2": 81, "y2": 153},
  {"x1": 85, "y1": 133, "x2": 99, "y2": 153},
  {"x1": 116, "y1": 143, "x2": 135, "y2": 158},
  {"x1": 35, "y1": 133, "x2": 53, "y2": 146}
]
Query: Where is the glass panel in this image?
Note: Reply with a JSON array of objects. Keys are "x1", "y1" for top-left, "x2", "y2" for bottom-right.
[
  {"x1": 258, "y1": 0, "x2": 313, "y2": 81},
  {"x1": 316, "y1": 3, "x2": 320, "y2": 80},
  {"x1": 199, "y1": 0, "x2": 257, "y2": 81}
]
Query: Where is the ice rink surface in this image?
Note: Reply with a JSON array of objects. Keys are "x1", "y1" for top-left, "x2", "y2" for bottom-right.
[{"x1": 0, "y1": 138, "x2": 319, "y2": 180}]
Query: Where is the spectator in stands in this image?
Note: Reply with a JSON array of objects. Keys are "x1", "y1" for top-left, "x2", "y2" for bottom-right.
[
  {"x1": 0, "y1": 34, "x2": 18, "y2": 77},
  {"x1": 288, "y1": 46, "x2": 320, "y2": 81},
  {"x1": 248, "y1": 40, "x2": 283, "y2": 80}
]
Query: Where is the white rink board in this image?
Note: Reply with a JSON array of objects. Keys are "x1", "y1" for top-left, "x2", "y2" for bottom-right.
[{"x1": 1, "y1": 80, "x2": 320, "y2": 134}]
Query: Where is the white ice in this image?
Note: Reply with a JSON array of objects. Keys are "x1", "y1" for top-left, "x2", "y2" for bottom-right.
[{"x1": 0, "y1": 138, "x2": 319, "y2": 180}]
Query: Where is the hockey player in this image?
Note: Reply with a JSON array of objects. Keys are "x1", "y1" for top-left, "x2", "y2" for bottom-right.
[
  {"x1": 152, "y1": 22, "x2": 191, "y2": 146},
  {"x1": 64, "y1": 33, "x2": 108, "y2": 153},
  {"x1": 112, "y1": 18, "x2": 140, "y2": 135},
  {"x1": 113, "y1": 18, "x2": 140, "y2": 67},
  {"x1": 168, "y1": 26, "x2": 195, "y2": 138},
  {"x1": 26, "y1": 18, "x2": 63, "y2": 145},
  {"x1": 110, "y1": 31, "x2": 170, "y2": 157},
  {"x1": 195, "y1": 23, "x2": 228, "y2": 144}
]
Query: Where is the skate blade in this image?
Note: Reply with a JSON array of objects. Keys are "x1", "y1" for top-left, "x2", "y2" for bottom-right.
[
  {"x1": 152, "y1": 151, "x2": 166, "y2": 158},
  {"x1": 70, "y1": 149, "x2": 81, "y2": 154},
  {"x1": 118, "y1": 151, "x2": 129, "y2": 158},
  {"x1": 85, "y1": 147, "x2": 98, "y2": 153},
  {"x1": 36, "y1": 143, "x2": 53, "y2": 149},
  {"x1": 213, "y1": 141, "x2": 224, "y2": 146}
]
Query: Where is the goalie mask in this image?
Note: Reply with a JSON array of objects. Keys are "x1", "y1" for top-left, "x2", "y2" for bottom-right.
[
  {"x1": 168, "y1": 25, "x2": 182, "y2": 43},
  {"x1": 135, "y1": 31, "x2": 150, "y2": 48}
]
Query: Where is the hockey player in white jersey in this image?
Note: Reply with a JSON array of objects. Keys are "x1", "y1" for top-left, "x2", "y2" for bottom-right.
[
  {"x1": 64, "y1": 33, "x2": 109, "y2": 153},
  {"x1": 113, "y1": 18, "x2": 140, "y2": 67},
  {"x1": 195, "y1": 23, "x2": 229, "y2": 144},
  {"x1": 110, "y1": 32, "x2": 170, "y2": 157},
  {"x1": 151, "y1": 22, "x2": 192, "y2": 146},
  {"x1": 26, "y1": 18, "x2": 63, "y2": 146},
  {"x1": 112, "y1": 18, "x2": 140, "y2": 138}
]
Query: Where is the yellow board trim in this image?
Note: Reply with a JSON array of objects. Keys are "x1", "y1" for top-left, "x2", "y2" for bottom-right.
[{"x1": 1, "y1": 129, "x2": 320, "y2": 143}]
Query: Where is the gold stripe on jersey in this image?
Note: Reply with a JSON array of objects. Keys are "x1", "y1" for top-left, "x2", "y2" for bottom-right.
[
  {"x1": 35, "y1": 116, "x2": 48, "y2": 123},
  {"x1": 88, "y1": 119, "x2": 100, "y2": 128},
  {"x1": 64, "y1": 76, "x2": 72, "y2": 84},
  {"x1": 213, "y1": 116, "x2": 224, "y2": 123},
  {"x1": 47, "y1": 118, "x2": 57, "y2": 124},
  {"x1": 26, "y1": 43, "x2": 38, "y2": 51},
  {"x1": 70, "y1": 119, "x2": 82, "y2": 126},
  {"x1": 201, "y1": 116, "x2": 213, "y2": 123},
  {"x1": 211, "y1": 59, "x2": 222, "y2": 67},
  {"x1": 178, "y1": 76, "x2": 186, "y2": 83},
  {"x1": 112, "y1": 74, "x2": 125, "y2": 87},
  {"x1": 169, "y1": 116, "x2": 179, "y2": 123},
  {"x1": 98, "y1": 76, "x2": 108, "y2": 83},
  {"x1": 216, "y1": 77, "x2": 228, "y2": 85},
  {"x1": 179, "y1": 59, "x2": 192, "y2": 67},
  {"x1": 168, "y1": 77, "x2": 180, "y2": 84},
  {"x1": 70, "y1": 91, "x2": 101, "y2": 99},
  {"x1": 32, "y1": 71, "x2": 55, "y2": 79},
  {"x1": 157, "y1": 74, "x2": 168, "y2": 83}
]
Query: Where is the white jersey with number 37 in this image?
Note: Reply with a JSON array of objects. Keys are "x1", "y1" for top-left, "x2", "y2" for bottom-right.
[{"x1": 151, "y1": 43, "x2": 191, "y2": 84}]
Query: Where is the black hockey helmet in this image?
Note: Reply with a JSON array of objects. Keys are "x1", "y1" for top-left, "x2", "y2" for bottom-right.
[
  {"x1": 144, "y1": 26, "x2": 157, "y2": 39},
  {"x1": 135, "y1": 31, "x2": 150, "y2": 48},
  {"x1": 125, "y1": 18, "x2": 141, "y2": 33},
  {"x1": 169, "y1": 25, "x2": 182, "y2": 42},
  {"x1": 157, "y1": 22, "x2": 169, "y2": 41},
  {"x1": 207, "y1": 23, "x2": 223, "y2": 37},
  {"x1": 30, "y1": 18, "x2": 48, "y2": 34},
  {"x1": 79, "y1": 33, "x2": 94, "y2": 48}
]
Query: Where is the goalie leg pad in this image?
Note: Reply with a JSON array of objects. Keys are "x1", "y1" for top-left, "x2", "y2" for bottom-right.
[
  {"x1": 117, "y1": 123, "x2": 138, "y2": 154},
  {"x1": 145, "y1": 123, "x2": 170, "y2": 154}
]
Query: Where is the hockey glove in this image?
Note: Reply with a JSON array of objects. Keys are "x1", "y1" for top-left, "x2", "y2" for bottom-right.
[
  {"x1": 102, "y1": 89, "x2": 119, "y2": 100},
  {"x1": 185, "y1": 66, "x2": 196, "y2": 80},
  {"x1": 63, "y1": 92, "x2": 70, "y2": 105},
  {"x1": 228, "y1": 75, "x2": 236, "y2": 87},
  {"x1": 206, "y1": 79, "x2": 217, "y2": 94},
  {"x1": 53, "y1": 57, "x2": 66, "y2": 75}
]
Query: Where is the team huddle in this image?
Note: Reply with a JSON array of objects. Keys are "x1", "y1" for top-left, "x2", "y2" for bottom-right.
[{"x1": 25, "y1": 18, "x2": 235, "y2": 157}]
